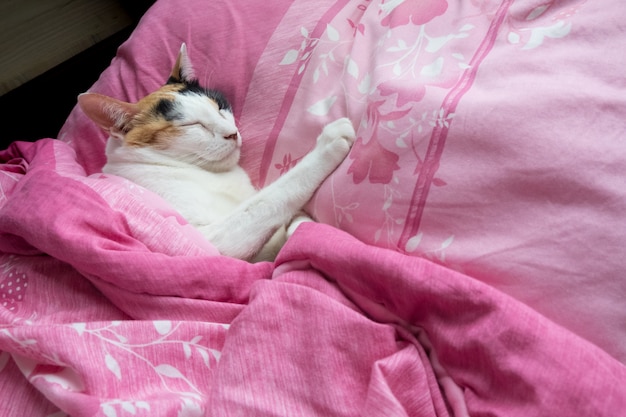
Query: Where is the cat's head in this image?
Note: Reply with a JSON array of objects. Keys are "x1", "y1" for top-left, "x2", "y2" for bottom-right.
[{"x1": 78, "y1": 43, "x2": 241, "y2": 172}]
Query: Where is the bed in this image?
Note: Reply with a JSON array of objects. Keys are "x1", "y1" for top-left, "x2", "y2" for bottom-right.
[{"x1": 1, "y1": 0, "x2": 625, "y2": 415}]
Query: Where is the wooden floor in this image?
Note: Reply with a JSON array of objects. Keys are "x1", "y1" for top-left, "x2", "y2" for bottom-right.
[
  {"x1": 0, "y1": 1, "x2": 154, "y2": 148},
  {"x1": 0, "y1": 29, "x2": 133, "y2": 149},
  {"x1": 0, "y1": 0, "x2": 132, "y2": 95}
]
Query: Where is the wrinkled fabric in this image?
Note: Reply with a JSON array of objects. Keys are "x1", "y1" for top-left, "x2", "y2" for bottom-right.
[
  {"x1": 2, "y1": 0, "x2": 626, "y2": 414},
  {"x1": 59, "y1": 0, "x2": 626, "y2": 361},
  {"x1": 1, "y1": 139, "x2": 624, "y2": 416}
]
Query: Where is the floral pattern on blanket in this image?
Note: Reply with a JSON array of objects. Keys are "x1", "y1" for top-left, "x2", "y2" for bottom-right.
[
  {"x1": 2, "y1": 320, "x2": 226, "y2": 417},
  {"x1": 506, "y1": 0, "x2": 585, "y2": 50},
  {"x1": 267, "y1": 0, "x2": 497, "y2": 254},
  {"x1": 3, "y1": 0, "x2": 626, "y2": 415},
  {"x1": 0, "y1": 140, "x2": 261, "y2": 416},
  {"x1": 264, "y1": 0, "x2": 579, "y2": 259},
  {"x1": 0, "y1": 256, "x2": 28, "y2": 313},
  {"x1": 235, "y1": 0, "x2": 626, "y2": 365}
]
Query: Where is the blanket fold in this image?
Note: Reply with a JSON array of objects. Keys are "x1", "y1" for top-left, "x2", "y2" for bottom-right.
[
  {"x1": 1, "y1": 139, "x2": 625, "y2": 416},
  {"x1": 274, "y1": 223, "x2": 626, "y2": 416},
  {"x1": 0, "y1": 140, "x2": 272, "y2": 310}
]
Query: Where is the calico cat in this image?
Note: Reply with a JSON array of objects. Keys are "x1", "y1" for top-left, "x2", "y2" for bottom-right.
[{"x1": 78, "y1": 44, "x2": 355, "y2": 262}]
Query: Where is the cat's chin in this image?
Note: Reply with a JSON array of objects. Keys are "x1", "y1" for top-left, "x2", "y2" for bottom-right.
[{"x1": 198, "y1": 148, "x2": 241, "y2": 172}]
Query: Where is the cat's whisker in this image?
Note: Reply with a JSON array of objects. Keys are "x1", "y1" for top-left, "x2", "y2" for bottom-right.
[
  {"x1": 203, "y1": 68, "x2": 216, "y2": 91},
  {"x1": 175, "y1": 148, "x2": 221, "y2": 166}
]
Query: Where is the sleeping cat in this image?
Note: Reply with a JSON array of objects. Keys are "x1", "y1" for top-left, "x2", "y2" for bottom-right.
[{"x1": 78, "y1": 43, "x2": 355, "y2": 262}]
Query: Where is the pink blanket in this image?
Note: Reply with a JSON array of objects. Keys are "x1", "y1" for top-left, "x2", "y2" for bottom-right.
[
  {"x1": 3, "y1": 0, "x2": 626, "y2": 414},
  {"x1": 59, "y1": 0, "x2": 626, "y2": 362},
  {"x1": 1, "y1": 139, "x2": 624, "y2": 416}
]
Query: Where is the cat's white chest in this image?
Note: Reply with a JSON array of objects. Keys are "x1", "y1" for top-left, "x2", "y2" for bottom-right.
[{"x1": 106, "y1": 162, "x2": 257, "y2": 226}]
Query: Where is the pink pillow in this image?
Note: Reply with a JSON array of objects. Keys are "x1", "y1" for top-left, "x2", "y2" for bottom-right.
[{"x1": 60, "y1": 0, "x2": 626, "y2": 362}]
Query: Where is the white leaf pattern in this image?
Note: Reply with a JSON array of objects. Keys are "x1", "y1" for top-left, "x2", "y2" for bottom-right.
[
  {"x1": 105, "y1": 354, "x2": 122, "y2": 380},
  {"x1": 197, "y1": 349, "x2": 210, "y2": 368},
  {"x1": 102, "y1": 404, "x2": 117, "y2": 417},
  {"x1": 382, "y1": 196, "x2": 393, "y2": 211},
  {"x1": 136, "y1": 402, "x2": 150, "y2": 411},
  {"x1": 523, "y1": 21, "x2": 571, "y2": 50},
  {"x1": 178, "y1": 399, "x2": 204, "y2": 417},
  {"x1": 326, "y1": 24, "x2": 339, "y2": 41},
  {"x1": 209, "y1": 349, "x2": 221, "y2": 361},
  {"x1": 441, "y1": 235, "x2": 455, "y2": 249},
  {"x1": 122, "y1": 402, "x2": 137, "y2": 414},
  {"x1": 280, "y1": 49, "x2": 299, "y2": 65},
  {"x1": 307, "y1": 96, "x2": 337, "y2": 116},
  {"x1": 405, "y1": 233, "x2": 424, "y2": 253},
  {"x1": 347, "y1": 57, "x2": 359, "y2": 79},
  {"x1": 526, "y1": 5, "x2": 549, "y2": 20},
  {"x1": 421, "y1": 57, "x2": 444, "y2": 77},
  {"x1": 72, "y1": 323, "x2": 86, "y2": 336},
  {"x1": 155, "y1": 364, "x2": 185, "y2": 379},
  {"x1": 153, "y1": 320, "x2": 172, "y2": 335},
  {"x1": 508, "y1": 32, "x2": 521, "y2": 44},
  {"x1": 425, "y1": 35, "x2": 454, "y2": 53},
  {"x1": 358, "y1": 73, "x2": 371, "y2": 94}
]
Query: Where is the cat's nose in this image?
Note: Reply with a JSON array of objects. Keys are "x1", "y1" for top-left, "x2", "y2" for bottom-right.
[{"x1": 224, "y1": 132, "x2": 238, "y2": 141}]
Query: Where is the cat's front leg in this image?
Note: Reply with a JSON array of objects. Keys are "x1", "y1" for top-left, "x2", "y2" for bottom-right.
[{"x1": 204, "y1": 118, "x2": 355, "y2": 261}]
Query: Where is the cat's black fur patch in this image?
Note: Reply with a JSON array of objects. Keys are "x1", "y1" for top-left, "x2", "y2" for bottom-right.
[
  {"x1": 166, "y1": 77, "x2": 232, "y2": 112},
  {"x1": 182, "y1": 81, "x2": 232, "y2": 112},
  {"x1": 154, "y1": 98, "x2": 182, "y2": 121},
  {"x1": 204, "y1": 89, "x2": 232, "y2": 112}
]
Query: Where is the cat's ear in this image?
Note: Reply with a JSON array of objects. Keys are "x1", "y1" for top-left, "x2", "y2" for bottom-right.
[
  {"x1": 78, "y1": 93, "x2": 139, "y2": 136},
  {"x1": 167, "y1": 43, "x2": 196, "y2": 84}
]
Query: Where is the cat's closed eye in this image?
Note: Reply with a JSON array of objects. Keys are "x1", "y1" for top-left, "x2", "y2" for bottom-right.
[
  {"x1": 180, "y1": 121, "x2": 215, "y2": 133},
  {"x1": 180, "y1": 122, "x2": 204, "y2": 128},
  {"x1": 180, "y1": 121, "x2": 238, "y2": 140}
]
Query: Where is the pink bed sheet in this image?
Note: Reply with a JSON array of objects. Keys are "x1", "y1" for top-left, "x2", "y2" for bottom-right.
[
  {"x1": 58, "y1": 0, "x2": 626, "y2": 363},
  {"x1": 1, "y1": 139, "x2": 624, "y2": 416},
  {"x1": 2, "y1": 0, "x2": 626, "y2": 414}
]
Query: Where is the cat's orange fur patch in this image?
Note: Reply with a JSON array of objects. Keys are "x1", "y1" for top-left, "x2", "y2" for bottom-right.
[{"x1": 125, "y1": 119, "x2": 181, "y2": 148}]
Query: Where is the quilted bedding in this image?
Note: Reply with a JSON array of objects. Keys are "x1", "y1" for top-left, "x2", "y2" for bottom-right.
[{"x1": 1, "y1": 0, "x2": 626, "y2": 415}]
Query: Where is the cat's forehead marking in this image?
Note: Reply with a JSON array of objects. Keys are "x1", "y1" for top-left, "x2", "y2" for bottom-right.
[
  {"x1": 138, "y1": 84, "x2": 221, "y2": 118},
  {"x1": 122, "y1": 83, "x2": 232, "y2": 148}
]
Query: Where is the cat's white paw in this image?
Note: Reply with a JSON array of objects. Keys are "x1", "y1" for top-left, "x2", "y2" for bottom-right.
[
  {"x1": 314, "y1": 118, "x2": 356, "y2": 166},
  {"x1": 317, "y1": 118, "x2": 356, "y2": 149}
]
